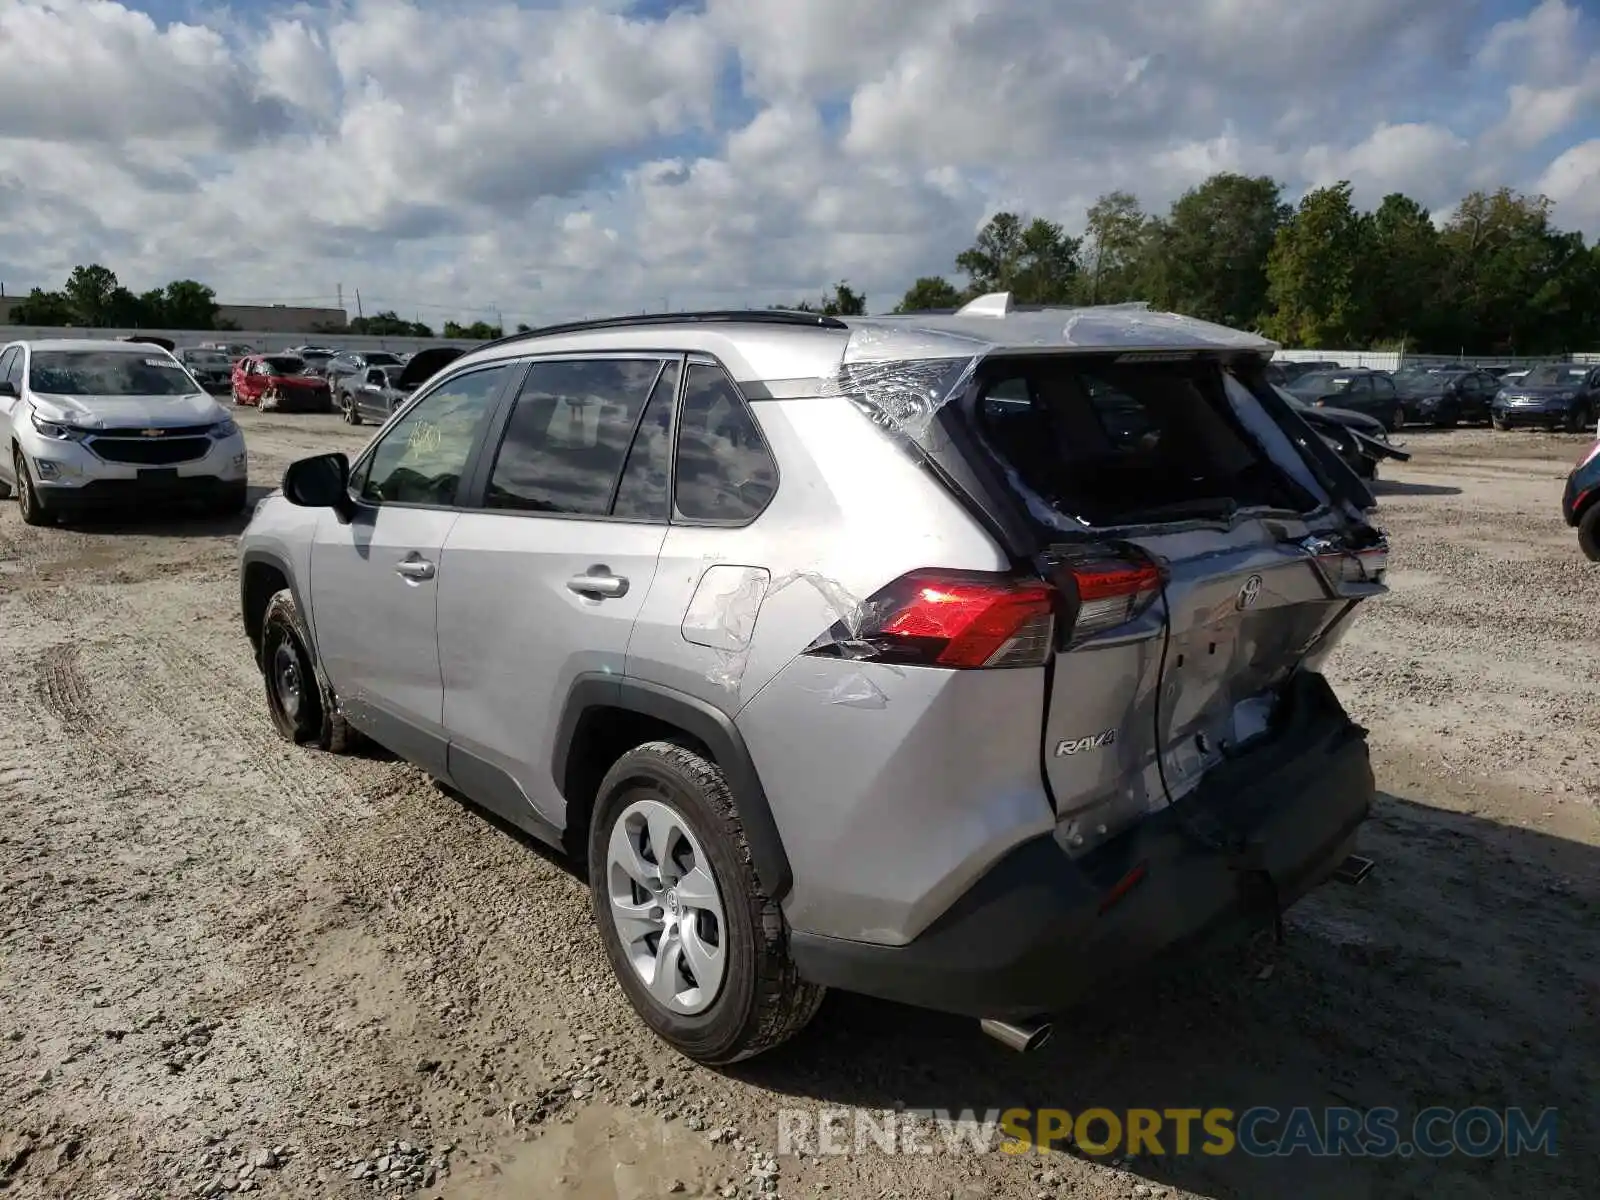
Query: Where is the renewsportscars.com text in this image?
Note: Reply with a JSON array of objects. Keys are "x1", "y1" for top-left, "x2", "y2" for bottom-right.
[{"x1": 776, "y1": 1106, "x2": 1560, "y2": 1159}]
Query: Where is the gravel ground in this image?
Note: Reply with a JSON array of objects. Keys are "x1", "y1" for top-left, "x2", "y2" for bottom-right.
[{"x1": 1, "y1": 412, "x2": 1596, "y2": 1200}]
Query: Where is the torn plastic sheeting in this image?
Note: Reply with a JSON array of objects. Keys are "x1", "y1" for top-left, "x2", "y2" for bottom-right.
[
  {"x1": 805, "y1": 671, "x2": 892, "y2": 710},
  {"x1": 703, "y1": 569, "x2": 880, "y2": 694},
  {"x1": 815, "y1": 308, "x2": 1274, "y2": 441}
]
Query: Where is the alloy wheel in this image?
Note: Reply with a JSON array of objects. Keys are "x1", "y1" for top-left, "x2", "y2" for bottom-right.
[{"x1": 605, "y1": 797, "x2": 727, "y2": 1016}]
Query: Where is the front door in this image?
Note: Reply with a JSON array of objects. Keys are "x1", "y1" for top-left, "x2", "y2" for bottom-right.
[
  {"x1": 437, "y1": 355, "x2": 678, "y2": 833},
  {"x1": 307, "y1": 361, "x2": 518, "y2": 776}
]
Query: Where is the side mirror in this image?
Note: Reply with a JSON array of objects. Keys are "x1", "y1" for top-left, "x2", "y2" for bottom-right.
[
  {"x1": 0, "y1": 381, "x2": 16, "y2": 398},
  {"x1": 282, "y1": 452, "x2": 356, "y2": 523}
]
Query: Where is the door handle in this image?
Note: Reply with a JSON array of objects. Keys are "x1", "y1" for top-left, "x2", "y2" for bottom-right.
[
  {"x1": 566, "y1": 568, "x2": 628, "y2": 599},
  {"x1": 395, "y1": 557, "x2": 436, "y2": 581}
]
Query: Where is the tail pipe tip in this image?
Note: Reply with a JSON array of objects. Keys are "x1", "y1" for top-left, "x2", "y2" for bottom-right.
[{"x1": 980, "y1": 1017, "x2": 1053, "y2": 1053}]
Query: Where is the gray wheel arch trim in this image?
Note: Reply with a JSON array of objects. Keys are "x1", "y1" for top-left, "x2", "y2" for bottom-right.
[
  {"x1": 239, "y1": 548, "x2": 326, "y2": 682},
  {"x1": 554, "y1": 673, "x2": 794, "y2": 902}
]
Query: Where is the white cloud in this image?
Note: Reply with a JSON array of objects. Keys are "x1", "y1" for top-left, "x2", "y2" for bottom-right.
[{"x1": 0, "y1": 0, "x2": 1597, "y2": 325}]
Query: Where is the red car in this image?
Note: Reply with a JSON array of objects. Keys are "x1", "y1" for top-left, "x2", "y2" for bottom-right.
[{"x1": 231, "y1": 354, "x2": 333, "y2": 412}]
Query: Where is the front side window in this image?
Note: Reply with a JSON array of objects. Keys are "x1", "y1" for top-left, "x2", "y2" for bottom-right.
[
  {"x1": 359, "y1": 365, "x2": 511, "y2": 506},
  {"x1": 0, "y1": 348, "x2": 17, "y2": 387},
  {"x1": 484, "y1": 358, "x2": 666, "y2": 516},
  {"x1": 27, "y1": 350, "x2": 197, "y2": 397},
  {"x1": 673, "y1": 363, "x2": 778, "y2": 522}
]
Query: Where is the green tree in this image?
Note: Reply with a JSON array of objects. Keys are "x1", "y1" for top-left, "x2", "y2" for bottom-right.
[
  {"x1": 956, "y1": 212, "x2": 1081, "y2": 303},
  {"x1": 1265, "y1": 182, "x2": 1370, "y2": 347},
  {"x1": 783, "y1": 281, "x2": 868, "y2": 316},
  {"x1": 161, "y1": 280, "x2": 219, "y2": 329},
  {"x1": 63, "y1": 263, "x2": 122, "y2": 325},
  {"x1": 1080, "y1": 191, "x2": 1151, "y2": 304},
  {"x1": 515, "y1": 322, "x2": 533, "y2": 333},
  {"x1": 1438, "y1": 188, "x2": 1563, "y2": 354},
  {"x1": 1360, "y1": 194, "x2": 1446, "y2": 346},
  {"x1": 353, "y1": 311, "x2": 436, "y2": 337},
  {"x1": 894, "y1": 275, "x2": 964, "y2": 312},
  {"x1": 8, "y1": 288, "x2": 76, "y2": 324},
  {"x1": 1147, "y1": 173, "x2": 1288, "y2": 329},
  {"x1": 442, "y1": 319, "x2": 501, "y2": 339}
]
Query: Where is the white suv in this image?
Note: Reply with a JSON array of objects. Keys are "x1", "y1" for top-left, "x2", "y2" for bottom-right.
[
  {"x1": 0, "y1": 339, "x2": 249, "y2": 524},
  {"x1": 240, "y1": 298, "x2": 1386, "y2": 1063}
]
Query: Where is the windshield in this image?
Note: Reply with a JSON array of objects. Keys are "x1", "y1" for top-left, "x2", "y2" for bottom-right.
[
  {"x1": 263, "y1": 356, "x2": 307, "y2": 375},
  {"x1": 1392, "y1": 370, "x2": 1450, "y2": 396},
  {"x1": 1519, "y1": 365, "x2": 1585, "y2": 387},
  {"x1": 1288, "y1": 372, "x2": 1351, "y2": 397},
  {"x1": 364, "y1": 352, "x2": 403, "y2": 366},
  {"x1": 28, "y1": 350, "x2": 198, "y2": 397}
]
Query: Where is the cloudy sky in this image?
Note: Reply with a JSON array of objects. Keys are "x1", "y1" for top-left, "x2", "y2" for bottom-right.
[{"x1": 1, "y1": 0, "x2": 1598, "y2": 326}]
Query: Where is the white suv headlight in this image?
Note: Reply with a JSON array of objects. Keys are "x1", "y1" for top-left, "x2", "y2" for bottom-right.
[
  {"x1": 30, "y1": 411, "x2": 91, "y2": 441},
  {"x1": 210, "y1": 417, "x2": 239, "y2": 438}
]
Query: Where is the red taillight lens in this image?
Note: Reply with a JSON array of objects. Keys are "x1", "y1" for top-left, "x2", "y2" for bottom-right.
[
  {"x1": 1050, "y1": 555, "x2": 1162, "y2": 642},
  {"x1": 803, "y1": 570, "x2": 1056, "y2": 669}
]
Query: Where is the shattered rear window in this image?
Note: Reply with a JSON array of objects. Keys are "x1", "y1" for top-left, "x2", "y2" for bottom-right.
[{"x1": 968, "y1": 356, "x2": 1310, "y2": 528}]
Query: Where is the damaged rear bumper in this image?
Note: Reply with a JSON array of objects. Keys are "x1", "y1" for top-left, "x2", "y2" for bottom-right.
[{"x1": 788, "y1": 671, "x2": 1373, "y2": 1019}]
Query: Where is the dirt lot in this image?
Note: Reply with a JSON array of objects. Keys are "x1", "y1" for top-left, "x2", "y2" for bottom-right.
[{"x1": 1, "y1": 412, "x2": 1596, "y2": 1200}]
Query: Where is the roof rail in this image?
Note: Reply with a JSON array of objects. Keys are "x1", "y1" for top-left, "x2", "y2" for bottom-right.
[{"x1": 473, "y1": 308, "x2": 849, "y2": 353}]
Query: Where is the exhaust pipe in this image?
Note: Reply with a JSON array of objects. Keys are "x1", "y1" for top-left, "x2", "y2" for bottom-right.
[{"x1": 980, "y1": 1017, "x2": 1053, "y2": 1053}]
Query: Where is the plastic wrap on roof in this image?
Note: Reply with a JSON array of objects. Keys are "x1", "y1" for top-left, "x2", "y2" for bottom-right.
[{"x1": 815, "y1": 302, "x2": 1275, "y2": 439}]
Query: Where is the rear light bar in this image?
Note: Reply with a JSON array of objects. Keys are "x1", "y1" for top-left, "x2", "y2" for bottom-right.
[
  {"x1": 803, "y1": 570, "x2": 1056, "y2": 669},
  {"x1": 1307, "y1": 536, "x2": 1389, "y2": 586},
  {"x1": 803, "y1": 555, "x2": 1167, "y2": 671}
]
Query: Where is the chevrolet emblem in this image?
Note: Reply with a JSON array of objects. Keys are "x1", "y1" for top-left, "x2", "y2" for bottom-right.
[{"x1": 140, "y1": 428, "x2": 166, "y2": 437}]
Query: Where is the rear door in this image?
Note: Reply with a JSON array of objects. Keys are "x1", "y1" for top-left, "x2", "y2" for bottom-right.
[
  {"x1": 958, "y1": 355, "x2": 1380, "y2": 857},
  {"x1": 435, "y1": 354, "x2": 676, "y2": 833}
]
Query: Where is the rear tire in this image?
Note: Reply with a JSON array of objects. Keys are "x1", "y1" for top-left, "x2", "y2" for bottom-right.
[
  {"x1": 14, "y1": 449, "x2": 50, "y2": 527},
  {"x1": 259, "y1": 589, "x2": 358, "y2": 753},
  {"x1": 1579, "y1": 505, "x2": 1600, "y2": 563},
  {"x1": 589, "y1": 741, "x2": 824, "y2": 1064},
  {"x1": 1565, "y1": 405, "x2": 1591, "y2": 435},
  {"x1": 1388, "y1": 407, "x2": 1405, "y2": 433}
]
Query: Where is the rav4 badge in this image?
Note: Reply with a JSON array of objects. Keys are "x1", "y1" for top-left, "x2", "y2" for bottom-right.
[{"x1": 1055, "y1": 729, "x2": 1116, "y2": 757}]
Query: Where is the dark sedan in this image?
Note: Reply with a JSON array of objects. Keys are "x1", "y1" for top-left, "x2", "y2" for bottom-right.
[
  {"x1": 1391, "y1": 366, "x2": 1498, "y2": 426},
  {"x1": 1561, "y1": 437, "x2": 1600, "y2": 560},
  {"x1": 1286, "y1": 368, "x2": 1404, "y2": 432},
  {"x1": 1492, "y1": 363, "x2": 1600, "y2": 432},
  {"x1": 1276, "y1": 386, "x2": 1409, "y2": 480}
]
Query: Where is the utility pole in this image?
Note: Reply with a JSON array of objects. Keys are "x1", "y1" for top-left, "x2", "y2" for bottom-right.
[
  {"x1": 336, "y1": 283, "x2": 343, "y2": 314},
  {"x1": 355, "y1": 289, "x2": 364, "y2": 320}
]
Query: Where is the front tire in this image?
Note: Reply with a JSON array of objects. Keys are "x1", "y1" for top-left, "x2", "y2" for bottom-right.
[
  {"x1": 258, "y1": 589, "x2": 357, "y2": 753},
  {"x1": 1565, "y1": 405, "x2": 1591, "y2": 435},
  {"x1": 341, "y1": 393, "x2": 362, "y2": 425},
  {"x1": 14, "y1": 449, "x2": 50, "y2": 526},
  {"x1": 1492, "y1": 414, "x2": 1508, "y2": 431},
  {"x1": 589, "y1": 742, "x2": 824, "y2": 1064},
  {"x1": 1579, "y1": 505, "x2": 1600, "y2": 562}
]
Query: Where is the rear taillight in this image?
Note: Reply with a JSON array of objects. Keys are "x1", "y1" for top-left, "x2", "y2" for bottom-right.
[
  {"x1": 803, "y1": 570, "x2": 1056, "y2": 669},
  {"x1": 1053, "y1": 555, "x2": 1162, "y2": 642}
]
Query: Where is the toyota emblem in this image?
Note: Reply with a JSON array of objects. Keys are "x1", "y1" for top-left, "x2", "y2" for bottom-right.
[{"x1": 1237, "y1": 574, "x2": 1263, "y2": 610}]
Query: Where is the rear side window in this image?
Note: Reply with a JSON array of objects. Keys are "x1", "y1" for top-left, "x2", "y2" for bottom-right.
[
  {"x1": 485, "y1": 358, "x2": 665, "y2": 516},
  {"x1": 674, "y1": 362, "x2": 778, "y2": 522},
  {"x1": 972, "y1": 358, "x2": 1307, "y2": 527}
]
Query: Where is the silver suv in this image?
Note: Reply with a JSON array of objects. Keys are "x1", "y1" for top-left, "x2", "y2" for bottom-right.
[{"x1": 238, "y1": 297, "x2": 1387, "y2": 1063}]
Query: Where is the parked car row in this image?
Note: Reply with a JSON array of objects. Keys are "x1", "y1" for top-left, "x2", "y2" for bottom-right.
[{"x1": 1270, "y1": 360, "x2": 1600, "y2": 435}]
